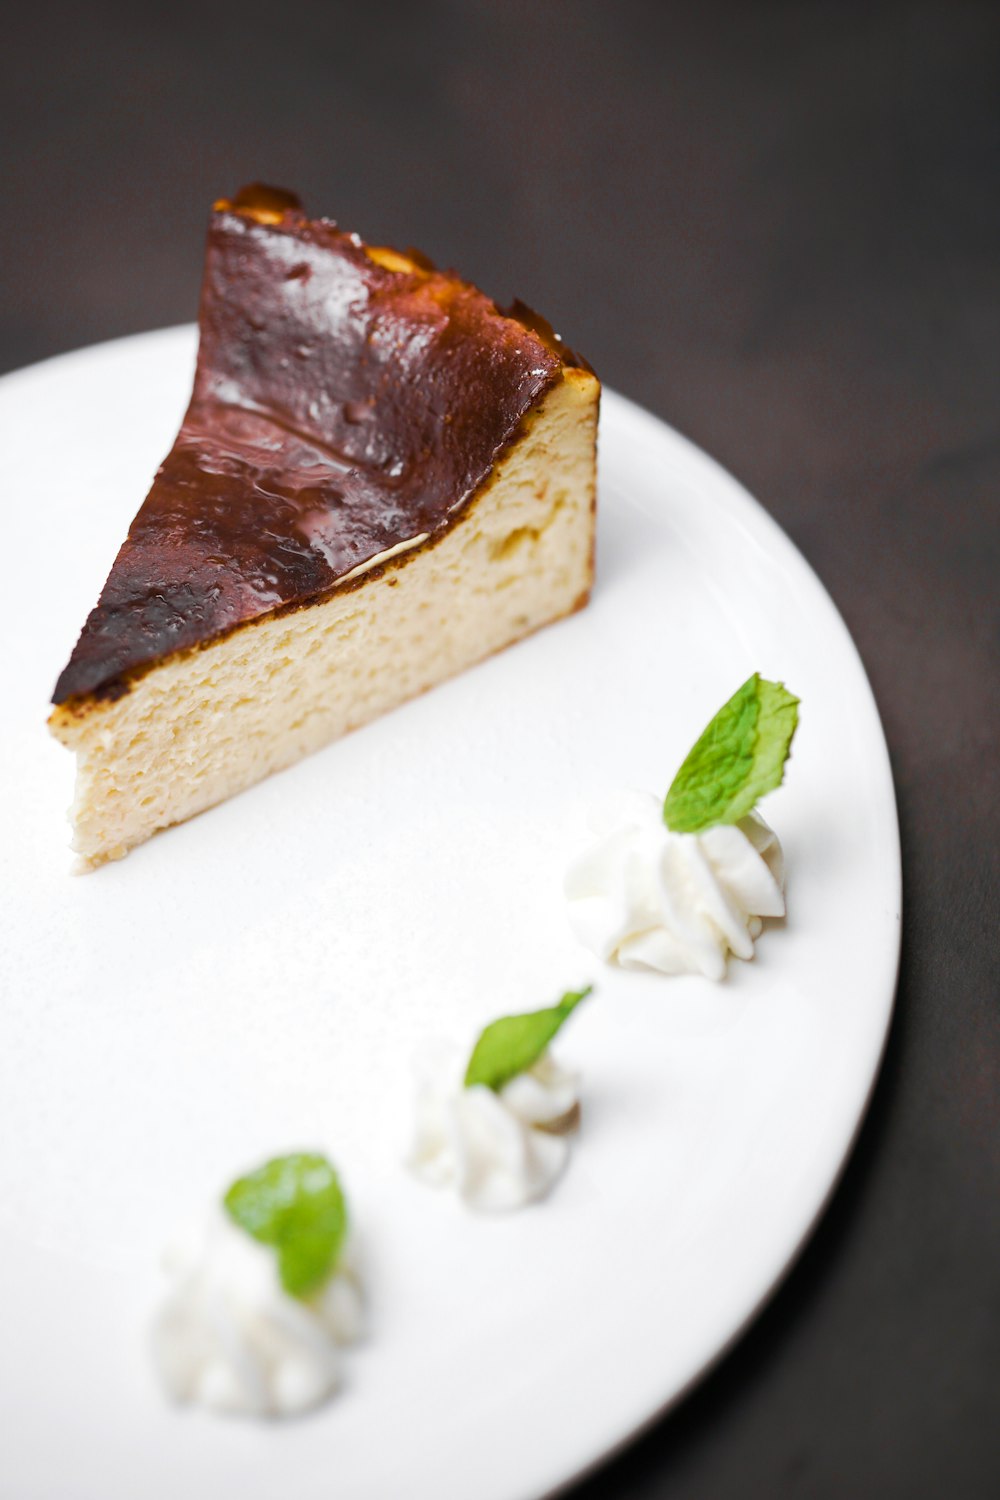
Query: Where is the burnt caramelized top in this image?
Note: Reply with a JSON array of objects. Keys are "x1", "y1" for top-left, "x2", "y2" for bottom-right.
[{"x1": 53, "y1": 185, "x2": 581, "y2": 705}]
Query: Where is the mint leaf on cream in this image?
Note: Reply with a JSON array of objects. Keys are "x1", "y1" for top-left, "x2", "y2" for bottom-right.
[
  {"x1": 662, "y1": 674, "x2": 799, "y2": 835},
  {"x1": 464, "y1": 986, "x2": 592, "y2": 1093},
  {"x1": 224, "y1": 1153, "x2": 348, "y2": 1300}
]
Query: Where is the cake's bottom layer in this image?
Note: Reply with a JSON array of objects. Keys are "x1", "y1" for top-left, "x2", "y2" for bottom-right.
[{"x1": 49, "y1": 371, "x2": 597, "y2": 867}]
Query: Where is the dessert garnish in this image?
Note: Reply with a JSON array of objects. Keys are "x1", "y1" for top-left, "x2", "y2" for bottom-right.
[
  {"x1": 661, "y1": 673, "x2": 799, "y2": 834},
  {"x1": 224, "y1": 1151, "x2": 348, "y2": 1298},
  {"x1": 565, "y1": 675, "x2": 799, "y2": 979},
  {"x1": 151, "y1": 1153, "x2": 362, "y2": 1417},
  {"x1": 409, "y1": 986, "x2": 591, "y2": 1211}
]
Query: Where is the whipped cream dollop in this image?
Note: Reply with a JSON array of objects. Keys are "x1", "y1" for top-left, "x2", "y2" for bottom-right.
[
  {"x1": 408, "y1": 1043, "x2": 580, "y2": 1212},
  {"x1": 565, "y1": 789, "x2": 785, "y2": 980},
  {"x1": 151, "y1": 1208, "x2": 363, "y2": 1417}
]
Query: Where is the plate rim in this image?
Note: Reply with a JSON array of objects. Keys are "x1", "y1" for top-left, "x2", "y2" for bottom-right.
[{"x1": 548, "y1": 379, "x2": 902, "y2": 1493}]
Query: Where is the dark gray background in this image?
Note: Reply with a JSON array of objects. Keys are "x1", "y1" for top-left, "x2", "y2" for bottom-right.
[{"x1": 3, "y1": 2, "x2": 998, "y2": 1496}]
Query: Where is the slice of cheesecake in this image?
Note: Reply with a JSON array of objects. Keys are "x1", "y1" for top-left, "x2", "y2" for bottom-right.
[{"x1": 49, "y1": 185, "x2": 600, "y2": 868}]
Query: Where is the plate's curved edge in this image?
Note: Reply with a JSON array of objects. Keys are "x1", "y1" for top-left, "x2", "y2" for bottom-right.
[
  {"x1": 599, "y1": 386, "x2": 902, "y2": 938},
  {"x1": 541, "y1": 387, "x2": 903, "y2": 1500},
  {"x1": 0, "y1": 322, "x2": 199, "y2": 394},
  {"x1": 543, "y1": 950, "x2": 902, "y2": 1500}
]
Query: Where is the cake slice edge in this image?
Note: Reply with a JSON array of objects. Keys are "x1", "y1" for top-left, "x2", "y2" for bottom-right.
[{"x1": 48, "y1": 364, "x2": 599, "y2": 868}]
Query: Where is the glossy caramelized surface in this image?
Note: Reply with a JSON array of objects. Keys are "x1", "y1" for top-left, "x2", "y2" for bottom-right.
[{"x1": 53, "y1": 186, "x2": 577, "y2": 704}]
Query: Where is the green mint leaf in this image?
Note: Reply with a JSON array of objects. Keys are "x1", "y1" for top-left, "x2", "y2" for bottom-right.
[
  {"x1": 464, "y1": 986, "x2": 592, "y2": 1092},
  {"x1": 662, "y1": 674, "x2": 799, "y2": 834},
  {"x1": 223, "y1": 1152, "x2": 348, "y2": 1300}
]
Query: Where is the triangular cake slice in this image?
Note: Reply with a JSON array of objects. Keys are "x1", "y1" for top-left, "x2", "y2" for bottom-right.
[{"x1": 49, "y1": 185, "x2": 600, "y2": 867}]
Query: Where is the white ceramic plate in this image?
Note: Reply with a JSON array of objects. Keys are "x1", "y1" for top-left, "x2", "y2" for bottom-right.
[{"x1": 0, "y1": 328, "x2": 900, "y2": 1500}]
